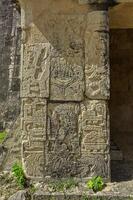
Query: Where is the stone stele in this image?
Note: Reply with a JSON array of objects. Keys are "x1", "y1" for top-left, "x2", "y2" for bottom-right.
[{"x1": 19, "y1": 0, "x2": 110, "y2": 180}]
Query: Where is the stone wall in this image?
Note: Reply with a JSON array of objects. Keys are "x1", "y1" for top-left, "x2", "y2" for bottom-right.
[
  {"x1": 110, "y1": 29, "x2": 133, "y2": 161},
  {"x1": 21, "y1": 0, "x2": 110, "y2": 180},
  {"x1": 0, "y1": 0, "x2": 21, "y2": 129}
]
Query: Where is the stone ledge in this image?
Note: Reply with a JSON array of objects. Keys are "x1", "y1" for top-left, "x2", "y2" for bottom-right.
[{"x1": 32, "y1": 191, "x2": 133, "y2": 200}]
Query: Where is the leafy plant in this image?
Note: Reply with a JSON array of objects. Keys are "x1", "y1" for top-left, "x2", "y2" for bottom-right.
[
  {"x1": 48, "y1": 178, "x2": 78, "y2": 192},
  {"x1": 0, "y1": 131, "x2": 7, "y2": 143},
  {"x1": 29, "y1": 184, "x2": 36, "y2": 194},
  {"x1": 12, "y1": 163, "x2": 26, "y2": 188},
  {"x1": 82, "y1": 193, "x2": 88, "y2": 200},
  {"x1": 87, "y1": 176, "x2": 105, "y2": 193}
]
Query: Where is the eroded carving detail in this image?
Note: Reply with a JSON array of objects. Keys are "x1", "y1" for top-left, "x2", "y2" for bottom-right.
[
  {"x1": 21, "y1": 98, "x2": 47, "y2": 178},
  {"x1": 50, "y1": 56, "x2": 84, "y2": 101},
  {"x1": 78, "y1": 100, "x2": 110, "y2": 178},
  {"x1": 22, "y1": 141, "x2": 45, "y2": 178},
  {"x1": 46, "y1": 103, "x2": 80, "y2": 177},
  {"x1": 21, "y1": 43, "x2": 50, "y2": 98},
  {"x1": 79, "y1": 100, "x2": 109, "y2": 153},
  {"x1": 48, "y1": 15, "x2": 85, "y2": 101},
  {"x1": 78, "y1": 154, "x2": 110, "y2": 178},
  {"x1": 85, "y1": 11, "x2": 110, "y2": 99}
]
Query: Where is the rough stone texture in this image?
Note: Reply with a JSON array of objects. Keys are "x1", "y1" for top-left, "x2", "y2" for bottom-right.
[
  {"x1": 0, "y1": 0, "x2": 21, "y2": 129},
  {"x1": 78, "y1": 100, "x2": 110, "y2": 178},
  {"x1": 80, "y1": 100, "x2": 109, "y2": 153},
  {"x1": 33, "y1": 193, "x2": 133, "y2": 200},
  {"x1": 46, "y1": 103, "x2": 80, "y2": 177},
  {"x1": 0, "y1": 0, "x2": 22, "y2": 172},
  {"x1": 0, "y1": 146, "x2": 7, "y2": 169},
  {"x1": 21, "y1": 0, "x2": 110, "y2": 179},
  {"x1": 8, "y1": 190, "x2": 30, "y2": 200},
  {"x1": 49, "y1": 15, "x2": 85, "y2": 101},
  {"x1": 21, "y1": 98, "x2": 47, "y2": 178},
  {"x1": 85, "y1": 11, "x2": 110, "y2": 100},
  {"x1": 21, "y1": 43, "x2": 50, "y2": 98},
  {"x1": 3, "y1": 117, "x2": 21, "y2": 171}
]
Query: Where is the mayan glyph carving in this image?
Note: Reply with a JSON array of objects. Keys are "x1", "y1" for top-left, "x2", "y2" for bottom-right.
[
  {"x1": 85, "y1": 11, "x2": 110, "y2": 99},
  {"x1": 80, "y1": 100, "x2": 109, "y2": 154},
  {"x1": 21, "y1": 98, "x2": 47, "y2": 178},
  {"x1": 79, "y1": 100, "x2": 110, "y2": 178},
  {"x1": 21, "y1": 43, "x2": 50, "y2": 98}
]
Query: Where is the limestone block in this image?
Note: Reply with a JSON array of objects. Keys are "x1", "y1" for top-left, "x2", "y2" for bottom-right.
[
  {"x1": 47, "y1": 14, "x2": 85, "y2": 101},
  {"x1": 79, "y1": 100, "x2": 109, "y2": 152},
  {"x1": 8, "y1": 190, "x2": 30, "y2": 200},
  {"x1": 22, "y1": 24, "x2": 48, "y2": 45},
  {"x1": 22, "y1": 142, "x2": 45, "y2": 178},
  {"x1": 21, "y1": 98, "x2": 47, "y2": 142},
  {"x1": 21, "y1": 43, "x2": 50, "y2": 98},
  {"x1": 79, "y1": 100, "x2": 110, "y2": 178},
  {"x1": 46, "y1": 103, "x2": 80, "y2": 177},
  {"x1": 21, "y1": 98, "x2": 47, "y2": 178},
  {"x1": 85, "y1": 11, "x2": 110, "y2": 99},
  {"x1": 50, "y1": 55, "x2": 84, "y2": 101}
]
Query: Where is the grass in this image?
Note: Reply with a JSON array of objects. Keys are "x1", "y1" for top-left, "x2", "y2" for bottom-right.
[
  {"x1": 48, "y1": 178, "x2": 78, "y2": 192},
  {"x1": 12, "y1": 163, "x2": 27, "y2": 188},
  {"x1": 0, "y1": 131, "x2": 7, "y2": 143}
]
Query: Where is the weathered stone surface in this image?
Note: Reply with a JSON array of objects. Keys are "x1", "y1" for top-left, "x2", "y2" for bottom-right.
[
  {"x1": 23, "y1": 24, "x2": 48, "y2": 45},
  {"x1": 3, "y1": 117, "x2": 21, "y2": 171},
  {"x1": 20, "y1": 1, "x2": 110, "y2": 180},
  {"x1": 46, "y1": 103, "x2": 80, "y2": 177},
  {"x1": 50, "y1": 55, "x2": 84, "y2": 101},
  {"x1": 80, "y1": 100, "x2": 109, "y2": 153},
  {"x1": 48, "y1": 14, "x2": 85, "y2": 101},
  {"x1": 79, "y1": 100, "x2": 110, "y2": 178},
  {"x1": 21, "y1": 98, "x2": 47, "y2": 178},
  {"x1": 8, "y1": 190, "x2": 30, "y2": 200},
  {"x1": 78, "y1": 154, "x2": 110, "y2": 178},
  {"x1": 22, "y1": 147, "x2": 45, "y2": 178},
  {"x1": 21, "y1": 43, "x2": 50, "y2": 98},
  {"x1": 0, "y1": 0, "x2": 21, "y2": 128},
  {"x1": 0, "y1": 145, "x2": 7, "y2": 169},
  {"x1": 85, "y1": 11, "x2": 110, "y2": 99}
]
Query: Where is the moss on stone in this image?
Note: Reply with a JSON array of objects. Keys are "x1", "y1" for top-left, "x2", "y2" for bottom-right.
[{"x1": 0, "y1": 131, "x2": 7, "y2": 144}]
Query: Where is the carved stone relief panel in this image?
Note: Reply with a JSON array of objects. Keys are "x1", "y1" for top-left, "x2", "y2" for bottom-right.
[
  {"x1": 21, "y1": 4, "x2": 110, "y2": 180},
  {"x1": 46, "y1": 14, "x2": 86, "y2": 101},
  {"x1": 21, "y1": 43, "x2": 50, "y2": 98},
  {"x1": 78, "y1": 154, "x2": 110, "y2": 178},
  {"x1": 79, "y1": 100, "x2": 109, "y2": 153},
  {"x1": 85, "y1": 11, "x2": 110, "y2": 99},
  {"x1": 21, "y1": 98, "x2": 47, "y2": 178},
  {"x1": 45, "y1": 103, "x2": 81, "y2": 177},
  {"x1": 50, "y1": 55, "x2": 84, "y2": 101},
  {"x1": 22, "y1": 141, "x2": 45, "y2": 178},
  {"x1": 78, "y1": 100, "x2": 110, "y2": 178}
]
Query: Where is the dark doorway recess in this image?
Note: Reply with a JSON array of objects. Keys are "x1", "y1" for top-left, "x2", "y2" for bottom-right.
[{"x1": 110, "y1": 29, "x2": 133, "y2": 182}]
